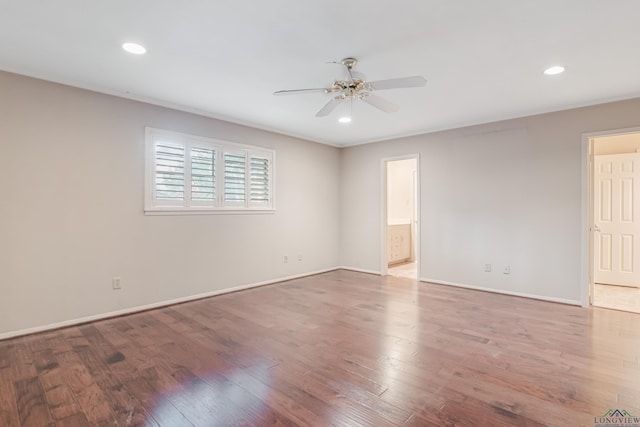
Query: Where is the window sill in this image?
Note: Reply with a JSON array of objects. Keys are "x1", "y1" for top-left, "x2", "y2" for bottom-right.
[{"x1": 144, "y1": 208, "x2": 276, "y2": 216}]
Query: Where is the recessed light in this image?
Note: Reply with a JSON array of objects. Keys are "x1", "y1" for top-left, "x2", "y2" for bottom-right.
[
  {"x1": 122, "y1": 42, "x2": 146, "y2": 55},
  {"x1": 338, "y1": 116, "x2": 352, "y2": 124},
  {"x1": 544, "y1": 65, "x2": 565, "y2": 75}
]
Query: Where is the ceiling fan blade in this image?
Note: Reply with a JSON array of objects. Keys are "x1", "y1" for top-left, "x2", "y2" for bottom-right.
[
  {"x1": 273, "y1": 88, "x2": 330, "y2": 96},
  {"x1": 368, "y1": 76, "x2": 426, "y2": 91},
  {"x1": 361, "y1": 94, "x2": 399, "y2": 113},
  {"x1": 316, "y1": 97, "x2": 343, "y2": 117}
]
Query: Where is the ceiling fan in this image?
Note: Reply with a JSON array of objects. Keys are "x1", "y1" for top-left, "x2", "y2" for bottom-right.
[{"x1": 273, "y1": 57, "x2": 427, "y2": 118}]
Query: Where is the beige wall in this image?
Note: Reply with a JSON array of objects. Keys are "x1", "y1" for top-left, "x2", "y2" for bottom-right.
[
  {"x1": 340, "y1": 97, "x2": 640, "y2": 303},
  {"x1": 4, "y1": 67, "x2": 640, "y2": 337},
  {"x1": 0, "y1": 71, "x2": 341, "y2": 336}
]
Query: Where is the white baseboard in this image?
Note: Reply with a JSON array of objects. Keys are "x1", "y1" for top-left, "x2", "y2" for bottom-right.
[
  {"x1": 2, "y1": 269, "x2": 582, "y2": 341},
  {"x1": 420, "y1": 277, "x2": 582, "y2": 306},
  {"x1": 338, "y1": 266, "x2": 382, "y2": 275},
  {"x1": 0, "y1": 267, "x2": 340, "y2": 341}
]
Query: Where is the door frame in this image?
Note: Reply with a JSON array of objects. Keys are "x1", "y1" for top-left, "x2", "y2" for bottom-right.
[
  {"x1": 381, "y1": 154, "x2": 421, "y2": 278},
  {"x1": 582, "y1": 126, "x2": 640, "y2": 307}
]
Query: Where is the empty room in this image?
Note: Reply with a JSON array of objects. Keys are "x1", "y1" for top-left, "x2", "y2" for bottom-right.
[{"x1": 2, "y1": 1, "x2": 640, "y2": 426}]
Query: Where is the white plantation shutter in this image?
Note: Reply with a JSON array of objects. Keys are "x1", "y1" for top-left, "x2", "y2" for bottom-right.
[
  {"x1": 154, "y1": 141, "x2": 185, "y2": 206},
  {"x1": 223, "y1": 149, "x2": 247, "y2": 206},
  {"x1": 190, "y1": 146, "x2": 215, "y2": 205},
  {"x1": 249, "y1": 151, "x2": 272, "y2": 208},
  {"x1": 145, "y1": 127, "x2": 274, "y2": 213}
]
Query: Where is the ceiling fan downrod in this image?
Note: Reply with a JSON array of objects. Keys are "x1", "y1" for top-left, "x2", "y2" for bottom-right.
[{"x1": 341, "y1": 57, "x2": 358, "y2": 70}]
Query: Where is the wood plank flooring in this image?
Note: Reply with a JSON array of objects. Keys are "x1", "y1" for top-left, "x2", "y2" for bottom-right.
[{"x1": 1, "y1": 269, "x2": 640, "y2": 426}]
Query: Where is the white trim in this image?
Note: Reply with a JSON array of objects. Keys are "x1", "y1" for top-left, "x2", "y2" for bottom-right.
[
  {"x1": 579, "y1": 126, "x2": 640, "y2": 140},
  {"x1": 338, "y1": 266, "x2": 382, "y2": 275},
  {"x1": 580, "y1": 132, "x2": 591, "y2": 307},
  {"x1": 381, "y1": 159, "x2": 388, "y2": 276},
  {"x1": 144, "y1": 208, "x2": 276, "y2": 215},
  {"x1": 420, "y1": 277, "x2": 582, "y2": 306},
  {"x1": 0, "y1": 267, "x2": 339, "y2": 341},
  {"x1": 2, "y1": 267, "x2": 585, "y2": 340}
]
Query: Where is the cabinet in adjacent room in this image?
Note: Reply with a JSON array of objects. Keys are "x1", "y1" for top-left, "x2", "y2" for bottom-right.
[{"x1": 387, "y1": 223, "x2": 411, "y2": 264}]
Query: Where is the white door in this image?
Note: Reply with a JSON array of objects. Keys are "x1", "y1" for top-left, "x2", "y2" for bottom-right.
[{"x1": 594, "y1": 153, "x2": 640, "y2": 287}]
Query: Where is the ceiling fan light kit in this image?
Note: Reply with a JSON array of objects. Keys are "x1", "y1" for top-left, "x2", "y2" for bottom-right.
[{"x1": 274, "y1": 57, "x2": 426, "y2": 120}]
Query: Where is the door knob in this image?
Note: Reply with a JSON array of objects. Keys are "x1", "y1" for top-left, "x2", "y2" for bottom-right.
[{"x1": 594, "y1": 225, "x2": 601, "y2": 232}]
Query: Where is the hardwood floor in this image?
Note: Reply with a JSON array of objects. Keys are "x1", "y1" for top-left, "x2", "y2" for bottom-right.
[{"x1": 1, "y1": 269, "x2": 640, "y2": 426}]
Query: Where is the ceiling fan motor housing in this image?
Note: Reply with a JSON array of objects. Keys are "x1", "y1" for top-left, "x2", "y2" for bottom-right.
[
  {"x1": 335, "y1": 79, "x2": 367, "y2": 98},
  {"x1": 341, "y1": 57, "x2": 358, "y2": 70}
]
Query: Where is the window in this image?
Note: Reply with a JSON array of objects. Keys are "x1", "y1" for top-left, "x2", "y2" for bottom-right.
[{"x1": 145, "y1": 127, "x2": 274, "y2": 213}]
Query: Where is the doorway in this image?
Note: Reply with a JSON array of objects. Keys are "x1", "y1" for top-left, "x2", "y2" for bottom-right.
[
  {"x1": 383, "y1": 156, "x2": 419, "y2": 279},
  {"x1": 589, "y1": 131, "x2": 640, "y2": 313}
]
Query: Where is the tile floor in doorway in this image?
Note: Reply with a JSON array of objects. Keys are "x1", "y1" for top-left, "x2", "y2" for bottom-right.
[
  {"x1": 594, "y1": 283, "x2": 640, "y2": 314},
  {"x1": 387, "y1": 261, "x2": 417, "y2": 279}
]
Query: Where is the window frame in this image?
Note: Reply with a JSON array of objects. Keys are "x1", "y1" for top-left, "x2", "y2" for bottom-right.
[{"x1": 145, "y1": 127, "x2": 275, "y2": 215}]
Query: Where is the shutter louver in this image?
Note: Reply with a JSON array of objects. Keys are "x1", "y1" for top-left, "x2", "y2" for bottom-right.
[
  {"x1": 250, "y1": 156, "x2": 270, "y2": 203},
  {"x1": 155, "y1": 143, "x2": 185, "y2": 201},
  {"x1": 191, "y1": 147, "x2": 215, "y2": 201},
  {"x1": 224, "y1": 152, "x2": 246, "y2": 203}
]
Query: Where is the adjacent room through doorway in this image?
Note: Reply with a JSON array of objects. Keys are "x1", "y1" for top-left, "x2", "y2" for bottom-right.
[
  {"x1": 385, "y1": 157, "x2": 418, "y2": 280},
  {"x1": 591, "y1": 131, "x2": 640, "y2": 314}
]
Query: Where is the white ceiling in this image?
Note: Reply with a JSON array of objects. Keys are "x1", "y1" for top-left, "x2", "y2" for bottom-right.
[{"x1": 1, "y1": 1, "x2": 640, "y2": 147}]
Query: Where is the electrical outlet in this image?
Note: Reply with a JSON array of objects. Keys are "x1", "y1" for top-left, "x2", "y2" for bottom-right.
[
  {"x1": 298, "y1": 254, "x2": 302, "y2": 261},
  {"x1": 484, "y1": 264, "x2": 491, "y2": 272},
  {"x1": 503, "y1": 265, "x2": 510, "y2": 275},
  {"x1": 284, "y1": 255, "x2": 288, "y2": 263},
  {"x1": 112, "y1": 277, "x2": 122, "y2": 290}
]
